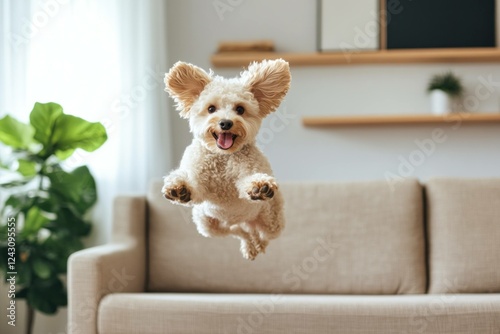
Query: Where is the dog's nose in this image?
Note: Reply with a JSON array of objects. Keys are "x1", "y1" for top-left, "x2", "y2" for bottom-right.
[{"x1": 219, "y1": 119, "x2": 233, "y2": 131}]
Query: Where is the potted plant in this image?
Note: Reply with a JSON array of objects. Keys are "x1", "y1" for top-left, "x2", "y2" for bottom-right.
[
  {"x1": 0, "y1": 102, "x2": 107, "y2": 334},
  {"x1": 427, "y1": 71, "x2": 464, "y2": 115}
]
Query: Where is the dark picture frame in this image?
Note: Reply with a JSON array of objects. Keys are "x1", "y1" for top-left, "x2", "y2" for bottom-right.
[{"x1": 386, "y1": 0, "x2": 496, "y2": 49}]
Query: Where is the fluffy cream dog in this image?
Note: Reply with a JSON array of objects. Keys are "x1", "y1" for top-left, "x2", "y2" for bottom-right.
[{"x1": 162, "y1": 59, "x2": 291, "y2": 260}]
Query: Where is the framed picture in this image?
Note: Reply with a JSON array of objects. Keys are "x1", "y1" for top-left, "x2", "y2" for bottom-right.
[
  {"x1": 386, "y1": 0, "x2": 496, "y2": 49},
  {"x1": 318, "y1": 0, "x2": 380, "y2": 52},
  {"x1": 318, "y1": 0, "x2": 496, "y2": 52}
]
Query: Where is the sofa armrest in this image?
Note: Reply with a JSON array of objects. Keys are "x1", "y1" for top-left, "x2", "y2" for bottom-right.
[{"x1": 68, "y1": 196, "x2": 147, "y2": 334}]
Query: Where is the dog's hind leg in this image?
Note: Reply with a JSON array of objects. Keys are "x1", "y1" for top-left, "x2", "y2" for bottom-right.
[
  {"x1": 254, "y1": 197, "x2": 285, "y2": 244},
  {"x1": 229, "y1": 225, "x2": 260, "y2": 260},
  {"x1": 192, "y1": 206, "x2": 231, "y2": 238},
  {"x1": 192, "y1": 208, "x2": 260, "y2": 260}
]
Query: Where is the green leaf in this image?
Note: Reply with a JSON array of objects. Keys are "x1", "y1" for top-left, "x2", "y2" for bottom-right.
[
  {"x1": 16, "y1": 254, "x2": 32, "y2": 285},
  {"x1": 29, "y1": 102, "x2": 63, "y2": 148},
  {"x1": 0, "y1": 115, "x2": 34, "y2": 149},
  {"x1": 27, "y1": 288, "x2": 56, "y2": 314},
  {"x1": 16, "y1": 287, "x2": 28, "y2": 299},
  {"x1": 54, "y1": 148, "x2": 75, "y2": 161},
  {"x1": 47, "y1": 166, "x2": 97, "y2": 214},
  {"x1": 0, "y1": 179, "x2": 31, "y2": 188},
  {"x1": 5, "y1": 195, "x2": 24, "y2": 207},
  {"x1": 2, "y1": 194, "x2": 42, "y2": 219},
  {"x1": 17, "y1": 159, "x2": 37, "y2": 176},
  {"x1": 37, "y1": 196, "x2": 58, "y2": 214},
  {"x1": 27, "y1": 277, "x2": 66, "y2": 314},
  {"x1": 33, "y1": 258, "x2": 52, "y2": 279},
  {"x1": 51, "y1": 114, "x2": 107, "y2": 155},
  {"x1": 47, "y1": 208, "x2": 91, "y2": 237},
  {"x1": 28, "y1": 102, "x2": 107, "y2": 159},
  {"x1": 22, "y1": 207, "x2": 49, "y2": 237},
  {"x1": 1, "y1": 194, "x2": 29, "y2": 217},
  {"x1": 42, "y1": 233, "x2": 84, "y2": 273},
  {"x1": 0, "y1": 225, "x2": 7, "y2": 242}
]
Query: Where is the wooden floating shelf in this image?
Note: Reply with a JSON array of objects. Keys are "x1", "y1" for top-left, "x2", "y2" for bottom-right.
[
  {"x1": 212, "y1": 48, "x2": 500, "y2": 67},
  {"x1": 302, "y1": 113, "x2": 500, "y2": 127}
]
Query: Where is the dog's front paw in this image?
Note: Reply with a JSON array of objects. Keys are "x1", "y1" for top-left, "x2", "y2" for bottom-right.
[
  {"x1": 248, "y1": 181, "x2": 277, "y2": 201},
  {"x1": 162, "y1": 183, "x2": 191, "y2": 204}
]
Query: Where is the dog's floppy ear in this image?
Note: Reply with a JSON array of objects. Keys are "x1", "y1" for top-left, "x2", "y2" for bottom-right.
[
  {"x1": 244, "y1": 59, "x2": 291, "y2": 116},
  {"x1": 165, "y1": 62, "x2": 212, "y2": 118}
]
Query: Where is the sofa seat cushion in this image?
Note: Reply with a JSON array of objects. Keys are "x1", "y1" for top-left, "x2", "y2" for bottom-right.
[
  {"x1": 147, "y1": 179, "x2": 426, "y2": 294},
  {"x1": 98, "y1": 293, "x2": 500, "y2": 334},
  {"x1": 427, "y1": 178, "x2": 500, "y2": 293}
]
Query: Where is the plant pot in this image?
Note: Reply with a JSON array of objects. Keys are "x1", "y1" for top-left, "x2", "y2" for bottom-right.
[{"x1": 430, "y1": 89, "x2": 452, "y2": 115}]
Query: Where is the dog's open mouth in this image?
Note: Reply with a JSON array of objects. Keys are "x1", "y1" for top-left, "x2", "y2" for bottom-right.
[{"x1": 212, "y1": 132, "x2": 237, "y2": 150}]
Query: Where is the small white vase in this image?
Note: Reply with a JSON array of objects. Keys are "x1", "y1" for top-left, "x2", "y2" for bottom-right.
[{"x1": 430, "y1": 89, "x2": 451, "y2": 115}]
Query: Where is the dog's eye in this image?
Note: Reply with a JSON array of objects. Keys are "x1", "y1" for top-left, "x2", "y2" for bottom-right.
[
  {"x1": 208, "y1": 105, "x2": 216, "y2": 113},
  {"x1": 236, "y1": 106, "x2": 245, "y2": 115}
]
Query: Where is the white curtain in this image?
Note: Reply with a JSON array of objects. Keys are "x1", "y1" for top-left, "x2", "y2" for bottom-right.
[
  {"x1": 1, "y1": 1, "x2": 171, "y2": 332},
  {"x1": 1, "y1": 0, "x2": 171, "y2": 244},
  {"x1": 0, "y1": 0, "x2": 31, "y2": 117}
]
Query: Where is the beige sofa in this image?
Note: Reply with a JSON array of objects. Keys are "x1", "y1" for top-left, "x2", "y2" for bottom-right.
[{"x1": 68, "y1": 178, "x2": 500, "y2": 334}]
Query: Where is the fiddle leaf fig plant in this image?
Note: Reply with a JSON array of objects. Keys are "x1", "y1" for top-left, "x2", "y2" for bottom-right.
[{"x1": 0, "y1": 102, "x2": 107, "y2": 332}]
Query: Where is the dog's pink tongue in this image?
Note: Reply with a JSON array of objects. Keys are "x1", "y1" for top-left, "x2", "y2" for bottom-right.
[{"x1": 217, "y1": 133, "x2": 234, "y2": 149}]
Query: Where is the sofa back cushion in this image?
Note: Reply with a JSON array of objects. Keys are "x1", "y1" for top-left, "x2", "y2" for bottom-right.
[
  {"x1": 427, "y1": 178, "x2": 500, "y2": 293},
  {"x1": 147, "y1": 179, "x2": 426, "y2": 294}
]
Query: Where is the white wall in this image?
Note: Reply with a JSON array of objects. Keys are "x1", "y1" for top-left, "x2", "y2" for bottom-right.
[{"x1": 167, "y1": 0, "x2": 500, "y2": 183}]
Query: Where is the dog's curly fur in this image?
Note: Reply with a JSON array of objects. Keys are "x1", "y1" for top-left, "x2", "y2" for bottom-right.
[{"x1": 162, "y1": 59, "x2": 291, "y2": 260}]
